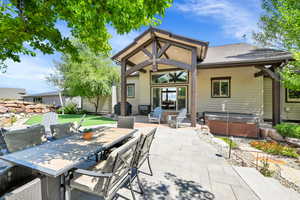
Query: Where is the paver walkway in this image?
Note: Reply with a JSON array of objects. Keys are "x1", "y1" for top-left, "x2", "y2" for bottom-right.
[{"x1": 73, "y1": 126, "x2": 259, "y2": 200}]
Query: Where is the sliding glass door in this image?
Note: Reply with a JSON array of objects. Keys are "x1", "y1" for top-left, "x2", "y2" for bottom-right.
[{"x1": 152, "y1": 86, "x2": 187, "y2": 111}]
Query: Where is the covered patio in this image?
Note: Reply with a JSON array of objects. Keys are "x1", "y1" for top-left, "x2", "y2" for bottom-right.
[{"x1": 112, "y1": 27, "x2": 209, "y2": 127}]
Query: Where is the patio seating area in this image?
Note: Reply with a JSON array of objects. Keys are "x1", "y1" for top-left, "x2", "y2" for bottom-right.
[{"x1": 1, "y1": 118, "x2": 300, "y2": 200}]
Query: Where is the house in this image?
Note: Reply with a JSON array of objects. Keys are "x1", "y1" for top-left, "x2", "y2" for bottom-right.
[
  {"x1": 112, "y1": 27, "x2": 299, "y2": 127},
  {"x1": 0, "y1": 88, "x2": 26, "y2": 100},
  {"x1": 23, "y1": 91, "x2": 112, "y2": 114},
  {"x1": 23, "y1": 91, "x2": 82, "y2": 108}
]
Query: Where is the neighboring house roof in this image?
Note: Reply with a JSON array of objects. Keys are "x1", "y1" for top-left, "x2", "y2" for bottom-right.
[
  {"x1": 24, "y1": 91, "x2": 60, "y2": 97},
  {"x1": 0, "y1": 88, "x2": 26, "y2": 99},
  {"x1": 198, "y1": 43, "x2": 292, "y2": 68}
]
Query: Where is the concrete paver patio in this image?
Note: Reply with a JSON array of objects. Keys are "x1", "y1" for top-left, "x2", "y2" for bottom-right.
[{"x1": 73, "y1": 125, "x2": 259, "y2": 200}]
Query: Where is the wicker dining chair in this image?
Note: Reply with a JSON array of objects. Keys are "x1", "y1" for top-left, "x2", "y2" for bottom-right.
[
  {"x1": 3, "y1": 125, "x2": 46, "y2": 153},
  {"x1": 50, "y1": 122, "x2": 77, "y2": 140},
  {"x1": 0, "y1": 177, "x2": 42, "y2": 200},
  {"x1": 117, "y1": 116, "x2": 135, "y2": 129},
  {"x1": 67, "y1": 135, "x2": 141, "y2": 200}
]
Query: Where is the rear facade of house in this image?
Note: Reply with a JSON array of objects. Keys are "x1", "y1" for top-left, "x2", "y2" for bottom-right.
[{"x1": 121, "y1": 43, "x2": 300, "y2": 122}]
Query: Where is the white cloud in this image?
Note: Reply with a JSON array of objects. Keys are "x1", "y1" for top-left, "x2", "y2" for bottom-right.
[{"x1": 175, "y1": 0, "x2": 261, "y2": 42}]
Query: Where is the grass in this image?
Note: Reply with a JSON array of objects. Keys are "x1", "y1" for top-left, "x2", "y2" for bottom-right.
[
  {"x1": 25, "y1": 114, "x2": 116, "y2": 127},
  {"x1": 217, "y1": 137, "x2": 238, "y2": 149}
]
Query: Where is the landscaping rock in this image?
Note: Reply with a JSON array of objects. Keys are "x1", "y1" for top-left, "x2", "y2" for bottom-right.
[
  {"x1": 260, "y1": 128, "x2": 269, "y2": 138},
  {"x1": 5, "y1": 103, "x2": 18, "y2": 107},
  {"x1": 286, "y1": 138, "x2": 300, "y2": 148},
  {"x1": 0, "y1": 105, "x2": 8, "y2": 113},
  {"x1": 268, "y1": 128, "x2": 285, "y2": 142}
]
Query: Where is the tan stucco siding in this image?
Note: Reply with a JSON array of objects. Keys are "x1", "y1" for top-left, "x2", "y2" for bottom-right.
[
  {"x1": 138, "y1": 66, "x2": 151, "y2": 106},
  {"x1": 126, "y1": 76, "x2": 140, "y2": 114},
  {"x1": 82, "y1": 96, "x2": 112, "y2": 113},
  {"x1": 263, "y1": 77, "x2": 300, "y2": 121},
  {"x1": 197, "y1": 66, "x2": 264, "y2": 117}
]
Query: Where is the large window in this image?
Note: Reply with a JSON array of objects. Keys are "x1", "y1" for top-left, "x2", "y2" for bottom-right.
[
  {"x1": 152, "y1": 70, "x2": 188, "y2": 84},
  {"x1": 126, "y1": 84, "x2": 135, "y2": 98},
  {"x1": 211, "y1": 77, "x2": 231, "y2": 98},
  {"x1": 286, "y1": 89, "x2": 300, "y2": 103},
  {"x1": 151, "y1": 87, "x2": 187, "y2": 111}
]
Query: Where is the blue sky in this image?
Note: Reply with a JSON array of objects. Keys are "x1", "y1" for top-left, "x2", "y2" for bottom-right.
[{"x1": 0, "y1": 0, "x2": 263, "y2": 94}]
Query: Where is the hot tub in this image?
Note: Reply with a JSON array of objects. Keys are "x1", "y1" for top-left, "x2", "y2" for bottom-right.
[{"x1": 203, "y1": 112, "x2": 260, "y2": 138}]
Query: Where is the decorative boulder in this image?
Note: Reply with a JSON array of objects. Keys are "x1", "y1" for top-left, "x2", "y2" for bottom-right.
[
  {"x1": 0, "y1": 105, "x2": 8, "y2": 113},
  {"x1": 260, "y1": 128, "x2": 269, "y2": 139},
  {"x1": 286, "y1": 138, "x2": 300, "y2": 148},
  {"x1": 268, "y1": 128, "x2": 285, "y2": 142}
]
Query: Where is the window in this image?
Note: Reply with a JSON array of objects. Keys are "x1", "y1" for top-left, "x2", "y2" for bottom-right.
[
  {"x1": 152, "y1": 70, "x2": 188, "y2": 84},
  {"x1": 151, "y1": 86, "x2": 187, "y2": 111},
  {"x1": 33, "y1": 97, "x2": 42, "y2": 103},
  {"x1": 286, "y1": 89, "x2": 300, "y2": 103},
  {"x1": 211, "y1": 77, "x2": 231, "y2": 98},
  {"x1": 127, "y1": 84, "x2": 135, "y2": 98}
]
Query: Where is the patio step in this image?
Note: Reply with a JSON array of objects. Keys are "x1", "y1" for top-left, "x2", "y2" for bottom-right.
[{"x1": 233, "y1": 166, "x2": 300, "y2": 200}]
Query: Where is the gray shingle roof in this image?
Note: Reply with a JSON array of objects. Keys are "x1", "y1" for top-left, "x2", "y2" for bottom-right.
[{"x1": 199, "y1": 43, "x2": 292, "y2": 68}]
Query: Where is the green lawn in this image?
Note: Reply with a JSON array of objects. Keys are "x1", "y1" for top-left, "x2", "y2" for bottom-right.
[
  {"x1": 217, "y1": 137, "x2": 238, "y2": 149},
  {"x1": 25, "y1": 114, "x2": 116, "y2": 126}
]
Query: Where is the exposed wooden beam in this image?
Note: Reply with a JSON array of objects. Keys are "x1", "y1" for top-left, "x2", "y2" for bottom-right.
[
  {"x1": 156, "y1": 58, "x2": 191, "y2": 71},
  {"x1": 157, "y1": 37, "x2": 195, "y2": 51},
  {"x1": 125, "y1": 59, "x2": 152, "y2": 76},
  {"x1": 139, "y1": 69, "x2": 146, "y2": 73},
  {"x1": 255, "y1": 65, "x2": 280, "y2": 81},
  {"x1": 126, "y1": 60, "x2": 146, "y2": 73},
  {"x1": 123, "y1": 39, "x2": 153, "y2": 61},
  {"x1": 142, "y1": 48, "x2": 152, "y2": 58},
  {"x1": 254, "y1": 70, "x2": 268, "y2": 78},
  {"x1": 157, "y1": 42, "x2": 170, "y2": 59},
  {"x1": 158, "y1": 43, "x2": 171, "y2": 58},
  {"x1": 125, "y1": 57, "x2": 192, "y2": 76},
  {"x1": 126, "y1": 60, "x2": 136, "y2": 66}
]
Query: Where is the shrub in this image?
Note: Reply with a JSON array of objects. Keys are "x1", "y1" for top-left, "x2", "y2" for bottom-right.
[
  {"x1": 275, "y1": 123, "x2": 300, "y2": 139},
  {"x1": 77, "y1": 109, "x2": 89, "y2": 115},
  {"x1": 56, "y1": 107, "x2": 63, "y2": 114},
  {"x1": 56, "y1": 103, "x2": 78, "y2": 114},
  {"x1": 250, "y1": 141, "x2": 299, "y2": 158}
]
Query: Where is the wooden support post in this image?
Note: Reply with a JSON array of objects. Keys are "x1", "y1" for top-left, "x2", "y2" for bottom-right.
[
  {"x1": 272, "y1": 78, "x2": 281, "y2": 126},
  {"x1": 120, "y1": 60, "x2": 127, "y2": 116},
  {"x1": 191, "y1": 48, "x2": 197, "y2": 127}
]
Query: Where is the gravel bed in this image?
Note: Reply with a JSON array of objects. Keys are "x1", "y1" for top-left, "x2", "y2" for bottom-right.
[{"x1": 198, "y1": 131, "x2": 300, "y2": 194}]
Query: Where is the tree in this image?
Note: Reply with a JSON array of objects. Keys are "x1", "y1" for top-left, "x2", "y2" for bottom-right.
[
  {"x1": 48, "y1": 41, "x2": 119, "y2": 113},
  {"x1": 254, "y1": 0, "x2": 300, "y2": 90},
  {"x1": 0, "y1": 0, "x2": 172, "y2": 70}
]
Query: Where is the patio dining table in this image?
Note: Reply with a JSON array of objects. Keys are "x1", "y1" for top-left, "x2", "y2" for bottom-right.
[{"x1": 0, "y1": 127, "x2": 137, "y2": 200}]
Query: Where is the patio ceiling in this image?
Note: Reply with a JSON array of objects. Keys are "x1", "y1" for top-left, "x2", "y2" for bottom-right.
[{"x1": 112, "y1": 27, "x2": 209, "y2": 69}]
